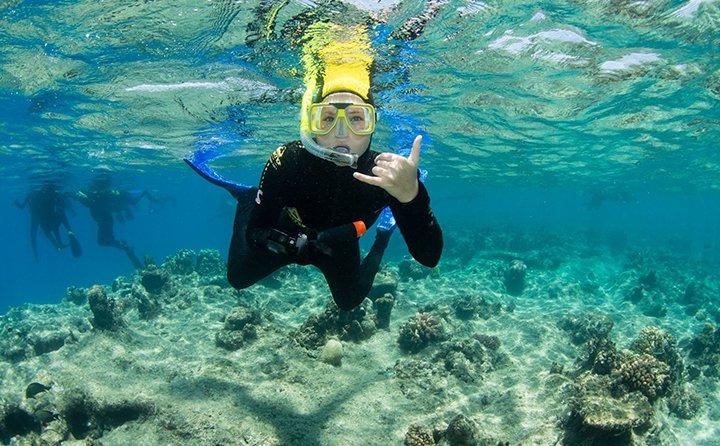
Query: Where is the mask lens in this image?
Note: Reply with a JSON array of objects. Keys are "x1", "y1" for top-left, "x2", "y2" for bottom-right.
[
  {"x1": 319, "y1": 107, "x2": 338, "y2": 131},
  {"x1": 310, "y1": 104, "x2": 337, "y2": 134},
  {"x1": 346, "y1": 105, "x2": 371, "y2": 133}
]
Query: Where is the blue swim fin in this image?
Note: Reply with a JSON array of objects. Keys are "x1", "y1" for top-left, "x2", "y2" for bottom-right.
[
  {"x1": 377, "y1": 207, "x2": 397, "y2": 233},
  {"x1": 184, "y1": 150, "x2": 252, "y2": 200}
]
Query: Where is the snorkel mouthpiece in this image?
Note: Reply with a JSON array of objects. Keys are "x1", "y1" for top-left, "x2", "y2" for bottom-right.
[
  {"x1": 334, "y1": 145, "x2": 350, "y2": 154},
  {"x1": 299, "y1": 132, "x2": 358, "y2": 168},
  {"x1": 327, "y1": 149, "x2": 358, "y2": 168}
]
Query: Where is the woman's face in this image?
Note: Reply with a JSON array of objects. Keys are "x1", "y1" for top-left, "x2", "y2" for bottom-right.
[{"x1": 314, "y1": 92, "x2": 372, "y2": 162}]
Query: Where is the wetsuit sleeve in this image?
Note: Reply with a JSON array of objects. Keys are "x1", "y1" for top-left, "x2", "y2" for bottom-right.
[
  {"x1": 389, "y1": 180, "x2": 443, "y2": 268},
  {"x1": 245, "y1": 146, "x2": 290, "y2": 241}
]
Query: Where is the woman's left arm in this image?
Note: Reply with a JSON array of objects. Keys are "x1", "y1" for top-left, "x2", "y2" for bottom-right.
[{"x1": 353, "y1": 135, "x2": 443, "y2": 267}]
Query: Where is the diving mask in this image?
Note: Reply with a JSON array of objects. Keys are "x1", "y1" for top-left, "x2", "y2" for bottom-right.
[{"x1": 308, "y1": 102, "x2": 376, "y2": 136}]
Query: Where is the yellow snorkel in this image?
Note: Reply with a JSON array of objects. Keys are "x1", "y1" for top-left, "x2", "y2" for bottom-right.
[{"x1": 299, "y1": 23, "x2": 374, "y2": 168}]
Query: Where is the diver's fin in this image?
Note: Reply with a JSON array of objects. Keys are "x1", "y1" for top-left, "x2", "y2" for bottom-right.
[
  {"x1": 377, "y1": 206, "x2": 397, "y2": 234},
  {"x1": 183, "y1": 154, "x2": 252, "y2": 200},
  {"x1": 68, "y1": 232, "x2": 82, "y2": 258}
]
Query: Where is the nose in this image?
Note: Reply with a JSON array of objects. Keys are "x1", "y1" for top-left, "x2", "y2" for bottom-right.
[{"x1": 334, "y1": 117, "x2": 349, "y2": 138}]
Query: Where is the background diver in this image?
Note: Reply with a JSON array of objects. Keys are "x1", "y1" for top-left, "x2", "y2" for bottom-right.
[
  {"x1": 188, "y1": 23, "x2": 443, "y2": 311},
  {"x1": 75, "y1": 174, "x2": 156, "y2": 269},
  {"x1": 14, "y1": 181, "x2": 82, "y2": 261}
]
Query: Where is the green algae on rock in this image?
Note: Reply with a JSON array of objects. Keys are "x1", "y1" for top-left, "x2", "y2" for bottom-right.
[
  {"x1": 398, "y1": 312, "x2": 448, "y2": 353},
  {"x1": 87, "y1": 285, "x2": 123, "y2": 331},
  {"x1": 564, "y1": 372, "x2": 654, "y2": 445}
]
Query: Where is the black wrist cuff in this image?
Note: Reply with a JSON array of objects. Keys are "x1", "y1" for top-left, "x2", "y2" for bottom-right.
[{"x1": 395, "y1": 181, "x2": 430, "y2": 216}]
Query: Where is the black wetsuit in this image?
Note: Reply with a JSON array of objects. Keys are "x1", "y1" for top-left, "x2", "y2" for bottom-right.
[
  {"x1": 16, "y1": 187, "x2": 74, "y2": 260},
  {"x1": 227, "y1": 140, "x2": 443, "y2": 310}
]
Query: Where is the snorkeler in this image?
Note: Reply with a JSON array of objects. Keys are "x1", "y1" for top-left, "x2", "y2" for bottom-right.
[
  {"x1": 243, "y1": 0, "x2": 447, "y2": 48},
  {"x1": 390, "y1": 0, "x2": 448, "y2": 41},
  {"x1": 188, "y1": 23, "x2": 442, "y2": 311},
  {"x1": 74, "y1": 174, "x2": 152, "y2": 269},
  {"x1": 14, "y1": 181, "x2": 82, "y2": 261}
]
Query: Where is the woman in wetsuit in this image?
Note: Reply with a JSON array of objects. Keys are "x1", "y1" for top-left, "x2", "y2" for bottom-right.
[{"x1": 226, "y1": 23, "x2": 443, "y2": 311}]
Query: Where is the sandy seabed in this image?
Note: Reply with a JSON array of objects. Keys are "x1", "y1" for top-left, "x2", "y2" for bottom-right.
[{"x1": 1, "y1": 232, "x2": 719, "y2": 446}]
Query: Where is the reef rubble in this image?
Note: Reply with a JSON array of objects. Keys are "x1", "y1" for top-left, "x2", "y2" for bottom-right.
[{"x1": 1, "y1": 241, "x2": 718, "y2": 445}]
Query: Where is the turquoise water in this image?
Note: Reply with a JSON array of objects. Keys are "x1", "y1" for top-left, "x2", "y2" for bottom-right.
[
  {"x1": 1, "y1": 0, "x2": 718, "y2": 309},
  {"x1": 1, "y1": 0, "x2": 720, "y2": 444}
]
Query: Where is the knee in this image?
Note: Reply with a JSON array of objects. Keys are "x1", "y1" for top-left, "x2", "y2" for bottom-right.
[
  {"x1": 227, "y1": 267, "x2": 254, "y2": 290},
  {"x1": 335, "y1": 301, "x2": 360, "y2": 311},
  {"x1": 333, "y1": 293, "x2": 366, "y2": 311}
]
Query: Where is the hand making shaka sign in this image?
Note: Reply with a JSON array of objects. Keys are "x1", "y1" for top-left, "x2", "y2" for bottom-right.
[{"x1": 353, "y1": 135, "x2": 423, "y2": 203}]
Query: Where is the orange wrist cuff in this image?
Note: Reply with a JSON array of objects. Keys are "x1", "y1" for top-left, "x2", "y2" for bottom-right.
[{"x1": 352, "y1": 220, "x2": 367, "y2": 237}]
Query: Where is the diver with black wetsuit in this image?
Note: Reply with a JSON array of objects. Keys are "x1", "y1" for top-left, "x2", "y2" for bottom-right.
[
  {"x1": 14, "y1": 181, "x2": 82, "y2": 261},
  {"x1": 227, "y1": 138, "x2": 442, "y2": 310}
]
